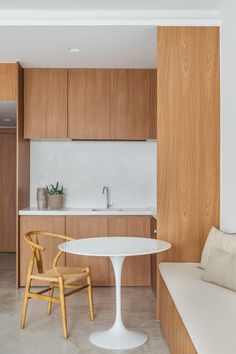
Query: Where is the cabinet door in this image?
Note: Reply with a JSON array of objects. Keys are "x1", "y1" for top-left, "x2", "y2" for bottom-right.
[
  {"x1": 68, "y1": 69, "x2": 110, "y2": 139},
  {"x1": 66, "y1": 216, "x2": 109, "y2": 286},
  {"x1": 108, "y1": 216, "x2": 151, "y2": 286},
  {"x1": 24, "y1": 69, "x2": 67, "y2": 139},
  {"x1": 0, "y1": 131, "x2": 16, "y2": 252},
  {"x1": 110, "y1": 69, "x2": 151, "y2": 140},
  {"x1": 20, "y1": 216, "x2": 66, "y2": 286},
  {"x1": 0, "y1": 63, "x2": 18, "y2": 100}
]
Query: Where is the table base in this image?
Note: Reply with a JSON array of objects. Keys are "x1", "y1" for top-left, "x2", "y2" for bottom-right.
[{"x1": 90, "y1": 325, "x2": 148, "y2": 350}]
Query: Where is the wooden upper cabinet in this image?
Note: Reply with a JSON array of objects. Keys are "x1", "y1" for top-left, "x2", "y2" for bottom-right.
[
  {"x1": 68, "y1": 69, "x2": 110, "y2": 139},
  {"x1": 24, "y1": 69, "x2": 67, "y2": 139},
  {"x1": 110, "y1": 69, "x2": 151, "y2": 140},
  {"x1": 0, "y1": 63, "x2": 18, "y2": 100}
]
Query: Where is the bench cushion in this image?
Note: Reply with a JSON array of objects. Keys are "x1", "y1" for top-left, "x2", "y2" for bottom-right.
[{"x1": 159, "y1": 262, "x2": 236, "y2": 354}]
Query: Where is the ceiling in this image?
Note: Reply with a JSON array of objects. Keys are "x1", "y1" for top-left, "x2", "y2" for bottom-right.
[
  {"x1": 0, "y1": 26, "x2": 157, "y2": 68},
  {"x1": 0, "y1": 0, "x2": 224, "y2": 68},
  {"x1": 0, "y1": 0, "x2": 224, "y2": 11}
]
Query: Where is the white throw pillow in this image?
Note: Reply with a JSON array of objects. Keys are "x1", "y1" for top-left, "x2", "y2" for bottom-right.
[
  {"x1": 202, "y1": 247, "x2": 236, "y2": 292},
  {"x1": 200, "y1": 226, "x2": 236, "y2": 269}
]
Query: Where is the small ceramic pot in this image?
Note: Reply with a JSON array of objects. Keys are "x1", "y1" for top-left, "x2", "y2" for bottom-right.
[{"x1": 47, "y1": 194, "x2": 63, "y2": 209}]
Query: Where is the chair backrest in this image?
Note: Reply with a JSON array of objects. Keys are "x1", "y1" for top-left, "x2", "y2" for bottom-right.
[{"x1": 24, "y1": 231, "x2": 74, "y2": 275}]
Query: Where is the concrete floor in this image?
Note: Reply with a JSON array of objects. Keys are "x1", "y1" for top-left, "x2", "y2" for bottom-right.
[{"x1": 0, "y1": 253, "x2": 170, "y2": 354}]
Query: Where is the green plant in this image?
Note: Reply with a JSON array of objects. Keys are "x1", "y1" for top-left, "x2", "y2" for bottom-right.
[{"x1": 46, "y1": 182, "x2": 64, "y2": 195}]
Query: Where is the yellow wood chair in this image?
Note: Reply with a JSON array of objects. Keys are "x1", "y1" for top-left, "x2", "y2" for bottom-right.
[{"x1": 20, "y1": 231, "x2": 94, "y2": 338}]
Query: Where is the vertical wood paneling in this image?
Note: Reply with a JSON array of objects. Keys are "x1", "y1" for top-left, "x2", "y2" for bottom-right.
[
  {"x1": 0, "y1": 131, "x2": 16, "y2": 252},
  {"x1": 24, "y1": 69, "x2": 67, "y2": 139},
  {"x1": 16, "y1": 63, "x2": 30, "y2": 286},
  {"x1": 160, "y1": 276, "x2": 197, "y2": 354},
  {"x1": 157, "y1": 27, "x2": 220, "y2": 263},
  {"x1": 0, "y1": 63, "x2": 18, "y2": 100},
  {"x1": 150, "y1": 69, "x2": 157, "y2": 139},
  {"x1": 108, "y1": 216, "x2": 151, "y2": 286},
  {"x1": 68, "y1": 69, "x2": 110, "y2": 139},
  {"x1": 65, "y1": 216, "x2": 109, "y2": 286},
  {"x1": 110, "y1": 69, "x2": 151, "y2": 140}
]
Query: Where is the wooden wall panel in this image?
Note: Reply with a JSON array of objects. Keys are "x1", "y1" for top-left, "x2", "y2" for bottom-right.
[
  {"x1": 68, "y1": 69, "x2": 110, "y2": 139},
  {"x1": 160, "y1": 276, "x2": 197, "y2": 354},
  {"x1": 16, "y1": 63, "x2": 30, "y2": 286},
  {"x1": 157, "y1": 27, "x2": 220, "y2": 263},
  {"x1": 20, "y1": 216, "x2": 65, "y2": 286},
  {"x1": 150, "y1": 69, "x2": 157, "y2": 139},
  {"x1": 66, "y1": 216, "x2": 109, "y2": 286},
  {"x1": 108, "y1": 216, "x2": 151, "y2": 286},
  {"x1": 0, "y1": 131, "x2": 16, "y2": 252},
  {"x1": 110, "y1": 69, "x2": 151, "y2": 140},
  {"x1": 24, "y1": 69, "x2": 67, "y2": 139},
  {"x1": 0, "y1": 63, "x2": 18, "y2": 100}
]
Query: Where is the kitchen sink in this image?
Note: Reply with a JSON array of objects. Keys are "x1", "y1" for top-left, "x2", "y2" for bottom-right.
[{"x1": 91, "y1": 208, "x2": 124, "y2": 212}]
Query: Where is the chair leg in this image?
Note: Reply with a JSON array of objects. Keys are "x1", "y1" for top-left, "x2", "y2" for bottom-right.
[
  {"x1": 87, "y1": 271, "x2": 95, "y2": 321},
  {"x1": 20, "y1": 278, "x2": 32, "y2": 329},
  {"x1": 59, "y1": 277, "x2": 68, "y2": 339},
  {"x1": 47, "y1": 284, "x2": 54, "y2": 315}
]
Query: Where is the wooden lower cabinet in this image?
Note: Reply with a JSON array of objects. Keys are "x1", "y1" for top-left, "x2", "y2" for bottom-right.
[
  {"x1": 19, "y1": 215, "x2": 153, "y2": 287},
  {"x1": 20, "y1": 216, "x2": 66, "y2": 286},
  {"x1": 108, "y1": 216, "x2": 151, "y2": 286},
  {"x1": 65, "y1": 216, "x2": 109, "y2": 286}
]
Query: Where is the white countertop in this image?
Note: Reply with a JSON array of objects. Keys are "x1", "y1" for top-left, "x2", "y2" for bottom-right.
[{"x1": 19, "y1": 207, "x2": 157, "y2": 218}]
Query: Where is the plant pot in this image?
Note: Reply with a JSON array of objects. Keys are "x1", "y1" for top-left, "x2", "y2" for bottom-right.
[{"x1": 47, "y1": 194, "x2": 63, "y2": 209}]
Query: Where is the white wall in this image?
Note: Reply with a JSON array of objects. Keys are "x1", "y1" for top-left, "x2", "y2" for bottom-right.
[
  {"x1": 220, "y1": 0, "x2": 236, "y2": 232},
  {"x1": 30, "y1": 140, "x2": 156, "y2": 209}
]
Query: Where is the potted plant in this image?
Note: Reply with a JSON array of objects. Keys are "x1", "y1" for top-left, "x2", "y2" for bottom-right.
[{"x1": 46, "y1": 182, "x2": 64, "y2": 209}]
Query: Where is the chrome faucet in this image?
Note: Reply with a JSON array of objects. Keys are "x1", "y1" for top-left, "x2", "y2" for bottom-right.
[{"x1": 102, "y1": 186, "x2": 112, "y2": 209}]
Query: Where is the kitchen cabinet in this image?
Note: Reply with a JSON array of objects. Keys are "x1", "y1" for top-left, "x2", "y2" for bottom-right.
[
  {"x1": 108, "y1": 216, "x2": 151, "y2": 286},
  {"x1": 68, "y1": 69, "x2": 110, "y2": 139},
  {"x1": 20, "y1": 216, "x2": 66, "y2": 286},
  {"x1": 0, "y1": 130, "x2": 16, "y2": 252},
  {"x1": 0, "y1": 63, "x2": 18, "y2": 100},
  {"x1": 19, "y1": 215, "x2": 153, "y2": 287},
  {"x1": 110, "y1": 69, "x2": 151, "y2": 140},
  {"x1": 65, "y1": 216, "x2": 109, "y2": 286},
  {"x1": 24, "y1": 69, "x2": 67, "y2": 139},
  {"x1": 24, "y1": 68, "x2": 156, "y2": 140}
]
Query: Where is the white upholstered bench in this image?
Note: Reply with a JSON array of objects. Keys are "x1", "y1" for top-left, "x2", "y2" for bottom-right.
[{"x1": 159, "y1": 262, "x2": 236, "y2": 354}]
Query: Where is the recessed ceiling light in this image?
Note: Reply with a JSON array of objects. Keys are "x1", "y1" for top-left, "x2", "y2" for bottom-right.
[
  {"x1": 3, "y1": 118, "x2": 11, "y2": 122},
  {"x1": 69, "y1": 48, "x2": 79, "y2": 53}
]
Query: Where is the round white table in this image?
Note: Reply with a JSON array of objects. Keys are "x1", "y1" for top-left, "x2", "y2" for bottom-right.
[{"x1": 59, "y1": 236, "x2": 171, "y2": 350}]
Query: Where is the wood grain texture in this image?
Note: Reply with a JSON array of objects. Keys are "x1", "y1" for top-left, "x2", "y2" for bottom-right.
[
  {"x1": 160, "y1": 275, "x2": 197, "y2": 354},
  {"x1": 0, "y1": 63, "x2": 18, "y2": 100},
  {"x1": 68, "y1": 69, "x2": 110, "y2": 139},
  {"x1": 108, "y1": 216, "x2": 151, "y2": 286},
  {"x1": 65, "y1": 216, "x2": 109, "y2": 286},
  {"x1": 24, "y1": 69, "x2": 67, "y2": 139},
  {"x1": 150, "y1": 217, "x2": 157, "y2": 296},
  {"x1": 150, "y1": 69, "x2": 157, "y2": 139},
  {"x1": 0, "y1": 132, "x2": 16, "y2": 251},
  {"x1": 20, "y1": 216, "x2": 66, "y2": 286},
  {"x1": 110, "y1": 69, "x2": 151, "y2": 140},
  {"x1": 16, "y1": 63, "x2": 30, "y2": 286},
  {"x1": 157, "y1": 27, "x2": 220, "y2": 263}
]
